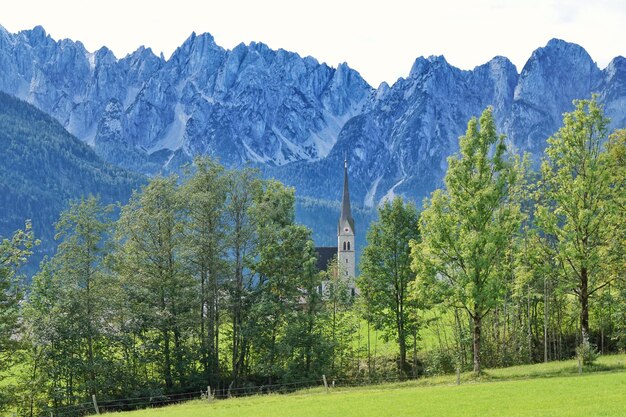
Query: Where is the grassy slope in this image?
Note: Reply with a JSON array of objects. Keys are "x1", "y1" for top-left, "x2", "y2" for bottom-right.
[{"x1": 116, "y1": 355, "x2": 626, "y2": 417}]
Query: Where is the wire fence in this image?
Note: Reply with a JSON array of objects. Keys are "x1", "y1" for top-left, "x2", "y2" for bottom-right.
[{"x1": 36, "y1": 374, "x2": 425, "y2": 417}]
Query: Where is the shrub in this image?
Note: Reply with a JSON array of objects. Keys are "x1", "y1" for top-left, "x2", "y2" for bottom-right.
[{"x1": 576, "y1": 343, "x2": 599, "y2": 366}]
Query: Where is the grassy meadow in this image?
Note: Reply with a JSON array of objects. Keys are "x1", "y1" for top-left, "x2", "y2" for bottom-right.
[{"x1": 108, "y1": 354, "x2": 626, "y2": 417}]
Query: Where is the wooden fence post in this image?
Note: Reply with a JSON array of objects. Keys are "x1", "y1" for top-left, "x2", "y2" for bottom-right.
[
  {"x1": 92, "y1": 394, "x2": 100, "y2": 415},
  {"x1": 322, "y1": 374, "x2": 329, "y2": 393}
]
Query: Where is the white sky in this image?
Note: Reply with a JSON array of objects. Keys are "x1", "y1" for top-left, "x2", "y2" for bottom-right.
[{"x1": 2, "y1": 0, "x2": 625, "y2": 87}]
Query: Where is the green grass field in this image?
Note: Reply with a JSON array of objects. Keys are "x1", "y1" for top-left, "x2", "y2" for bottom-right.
[{"x1": 111, "y1": 355, "x2": 626, "y2": 417}]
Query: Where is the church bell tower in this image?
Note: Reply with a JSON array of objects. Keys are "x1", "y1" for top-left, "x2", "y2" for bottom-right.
[{"x1": 338, "y1": 157, "x2": 356, "y2": 294}]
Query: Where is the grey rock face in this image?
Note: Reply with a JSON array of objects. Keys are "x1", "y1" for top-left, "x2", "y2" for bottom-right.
[
  {"x1": 0, "y1": 26, "x2": 370, "y2": 171},
  {"x1": 1, "y1": 27, "x2": 625, "y2": 213},
  {"x1": 505, "y1": 39, "x2": 602, "y2": 153}
]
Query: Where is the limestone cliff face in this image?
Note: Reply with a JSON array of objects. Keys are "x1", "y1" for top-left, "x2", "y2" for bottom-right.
[
  {"x1": 1, "y1": 26, "x2": 625, "y2": 211},
  {"x1": 0, "y1": 26, "x2": 370, "y2": 175}
]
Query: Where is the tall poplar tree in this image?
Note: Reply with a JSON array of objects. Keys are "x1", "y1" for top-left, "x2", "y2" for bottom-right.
[
  {"x1": 53, "y1": 196, "x2": 113, "y2": 396},
  {"x1": 607, "y1": 129, "x2": 626, "y2": 280},
  {"x1": 248, "y1": 180, "x2": 318, "y2": 381},
  {"x1": 412, "y1": 107, "x2": 521, "y2": 374}
]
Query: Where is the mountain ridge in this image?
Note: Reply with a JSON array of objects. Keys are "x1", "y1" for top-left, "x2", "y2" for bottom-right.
[{"x1": 1, "y1": 25, "x2": 626, "y2": 247}]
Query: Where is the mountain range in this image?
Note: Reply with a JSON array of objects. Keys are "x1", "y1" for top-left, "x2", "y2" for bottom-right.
[{"x1": 1, "y1": 24, "x2": 625, "y2": 248}]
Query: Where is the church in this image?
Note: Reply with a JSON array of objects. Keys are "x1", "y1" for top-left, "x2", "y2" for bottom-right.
[{"x1": 315, "y1": 158, "x2": 357, "y2": 296}]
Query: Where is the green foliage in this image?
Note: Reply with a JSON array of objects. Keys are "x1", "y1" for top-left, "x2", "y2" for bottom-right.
[
  {"x1": 575, "y1": 343, "x2": 599, "y2": 366},
  {"x1": 179, "y1": 157, "x2": 228, "y2": 385},
  {"x1": 535, "y1": 97, "x2": 621, "y2": 346},
  {"x1": 115, "y1": 176, "x2": 196, "y2": 390},
  {"x1": 412, "y1": 107, "x2": 522, "y2": 374},
  {"x1": 0, "y1": 222, "x2": 36, "y2": 411},
  {"x1": 25, "y1": 196, "x2": 117, "y2": 409},
  {"x1": 359, "y1": 196, "x2": 420, "y2": 375}
]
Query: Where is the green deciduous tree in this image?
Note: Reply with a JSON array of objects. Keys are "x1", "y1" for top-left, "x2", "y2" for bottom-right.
[
  {"x1": 225, "y1": 168, "x2": 261, "y2": 387},
  {"x1": 179, "y1": 157, "x2": 228, "y2": 385},
  {"x1": 0, "y1": 221, "x2": 36, "y2": 410},
  {"x1": 115, "y1": 176, "x2": 195, "y2": 390},
  {"x1": 26, "y1": 196, "x2": 114, "y2": 411},
  {"x1": 535, "y1": 98, "x2": 620, "y2": 348},
  {"x1": 606, "y1": 129, "x2": 626, "y2": 284},
  {"x1": 53, "y1": 196, "x2": 113, "y2": 396},
  {"x1": 359, "y1": 196, "x2": 420, "y2": 376},
  {"x1": 411, "y1": 107, "x2": 522, "y2": 374},
  {"x1": 248, "y1": 180, "x2": 319, "y2": 382},
  {"x1": 321, "y1": 256, "x2": 354, "y2": 376}
]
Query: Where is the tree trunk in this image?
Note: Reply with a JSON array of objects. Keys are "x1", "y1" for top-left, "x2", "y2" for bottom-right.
[
  {"x1": 472, "y1": 312, "x2": 482, "y2": 375},
  {"x1": 231, "y1": 266, "x2": 241, "y2": 383},
  {"x1": 201, "y1": 269, "x2": 208, "y2": 377},
  {"x1": 367, "y1": 321, "x2": 372, "y2": 379},
  {"x1": 173, "y1": 325, "x2": 183, "y2": 386},
  {"x1": 412, "y1": 330, "x2": 418, "y2": 378},
  {"x1": 543, "y1": 277, "x2": 549, "y2": 363},
  {"x1": 580, "y1": 266, "x2": 590, "y2": 346},
  {"x1": 398, "y1": 334, "x2": 407, "y2": 377},
  {"x1": 163, "y1": 328, "x2": 172, "y2": 389}
]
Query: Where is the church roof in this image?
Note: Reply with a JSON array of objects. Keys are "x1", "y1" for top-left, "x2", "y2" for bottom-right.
[
  {"x1": 315, "y1": 246, "x2": 336, "y2": 271},
  {"x1": 338, "y1": 158, "x2": 355, "y2": 234}
]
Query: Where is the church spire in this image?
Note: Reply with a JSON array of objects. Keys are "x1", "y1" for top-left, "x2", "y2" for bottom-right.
[
  {"x1": 338, "y1": 156, "x2": 356, "y2": 294},
  {"x1": 339, "y1": 156, "x2": 355, "y2": 234}
]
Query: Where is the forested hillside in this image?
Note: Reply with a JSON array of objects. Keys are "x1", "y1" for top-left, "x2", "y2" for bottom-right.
[{"x1": 0, "y1": 92, "x2": 144, "y2": 263}]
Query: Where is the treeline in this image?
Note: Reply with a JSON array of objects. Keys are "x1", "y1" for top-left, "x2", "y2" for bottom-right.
[
  {"x1": 361, "y1": 98, "x2": 625, "y2": 377},
  {"x1": 2, "y1": 159, "x2": 365, "y2": 416},
  {"x1": 359, "y1": 99, "x2": 625, "y2": 378},
  {"x1": 0, "y1": 98, "x2": 624, "y2": 416}
]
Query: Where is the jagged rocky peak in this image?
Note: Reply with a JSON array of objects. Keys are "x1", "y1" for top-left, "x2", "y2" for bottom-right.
[
  {"x1": 181, "y1": 31, "x2": 219, "y2": 51},
  {"x1": 20, "y1": 25, "x2": 50, "y2": 43},
  {"x1": 602, "y1": 56, "x2": 626, "y2": 87},
  {"x1": 165, "y1": 31, "x2": 226, "y2": 83},
  {"x1": 515, "y1": 38, "x2": 601, "y2": 109},
  {"x1": 407, "y1": 55, "x2": 453, "y2": 79},
  {"x1": 504, "y1": 39, "x2": 605, "y2": 155},
  {"x1": 470, "y1": 56, "x2": 519, "y2": 121},
  {"x1": 599, "y1": 56, "x2": 626, "y2": 128},
  {"x1": 1, "y1": 26, "x2": 626, "y2": 219},
  {"x1": 0, "y1": 24, "x2": 12, "y2": 48},
  {"x1": 477, "y1": 55, "x2": 519, "y2": 86},
  {"x1": 408, "y1": 56, "x2": 429, "y2": 78},
  {"x1": 95, "y1": 46, "x2": 117, "y2": 65},
  {"x1": 120, "y1": 46, "x2": 165, "y2": 85}
]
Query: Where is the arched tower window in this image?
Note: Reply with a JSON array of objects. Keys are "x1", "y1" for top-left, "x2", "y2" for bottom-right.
[
  {"x1": 343, "y1": 241, "x2": 347, "y2": 251},
  {"x1": 347, "y1": 241, "x2": 351, "y2": 251}
]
